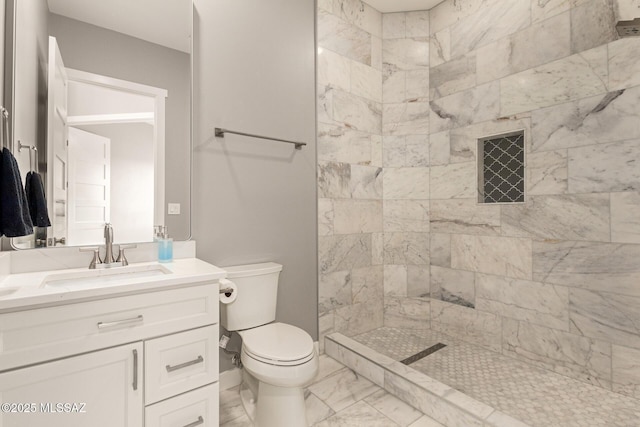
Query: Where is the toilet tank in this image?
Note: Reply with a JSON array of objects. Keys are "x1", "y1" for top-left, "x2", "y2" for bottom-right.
[{"x1": 220, "y1": 262, "x2": 283, "y2": 331}]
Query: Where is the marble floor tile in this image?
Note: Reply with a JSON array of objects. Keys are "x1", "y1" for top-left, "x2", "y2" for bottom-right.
[
  {"x1": 317, "y1": 354, "x2": 349, "y2": 383},
  {"x1": 364, "y1": 389, "x2": 424, "y2": 426},
  {"x1": 408, "y1": 416, "x2": 445, "y2": 427},
  {"x1": 314, "y1": 400, "x2": 399, "y2": 426},
  {"x1": 219, "y1": 353, "x2": 445, "y2": 427},
  {"x1": 219, "y1": 386, "x2": 246, "y2": 425},
  {"x1": 221, "y1": 413, "x2": 253, "y2": 427},
  {"x1": 307, "y1": 368, "x2": 380, "y2": 412},
  {"x1": 306, "y1": 391, "x2": 337, "y2": 425}
]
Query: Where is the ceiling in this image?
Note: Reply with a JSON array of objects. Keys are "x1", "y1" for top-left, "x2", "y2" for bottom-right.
[
  {"x1": 362, "y1": 0, "x2": 445, "y2": 12},
  {"x1": 45, "y1": 0, "x2": 443, "y2": 53},
  {"x1": 47, "y1": 0, "x2": 191, "y2": 53}
]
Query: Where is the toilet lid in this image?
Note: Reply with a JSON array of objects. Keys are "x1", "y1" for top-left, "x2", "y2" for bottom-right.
[{"x1": 240, "y1": 323, "x2": 314, "y2": 364}]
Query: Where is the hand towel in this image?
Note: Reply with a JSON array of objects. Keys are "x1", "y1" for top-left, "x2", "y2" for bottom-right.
[
  {"x1": 0, "y1": 147, "x2": 34, "y2": 237},
  {"x1": 26, "y1": 171, "x2": 51, "y2": 227}
]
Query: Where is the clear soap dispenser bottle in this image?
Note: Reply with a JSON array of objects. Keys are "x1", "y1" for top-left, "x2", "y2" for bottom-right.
[{"x1": 157, "y1": 226, "x2": 173, "y2": 263}]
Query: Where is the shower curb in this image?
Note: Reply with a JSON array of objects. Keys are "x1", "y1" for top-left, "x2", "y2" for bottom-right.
[{"x1": 325, "y1": 333, "x2": 531, "y2": 427}]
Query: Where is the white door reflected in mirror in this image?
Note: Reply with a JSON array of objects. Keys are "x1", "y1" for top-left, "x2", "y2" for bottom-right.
[{"x1": 67, "y1": 128, "x2": 111, "y2": 246}]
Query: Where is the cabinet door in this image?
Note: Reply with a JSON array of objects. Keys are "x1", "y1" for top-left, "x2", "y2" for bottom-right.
[{"x1": 0, "y1": 342, "x2": 143, "y2": 427}]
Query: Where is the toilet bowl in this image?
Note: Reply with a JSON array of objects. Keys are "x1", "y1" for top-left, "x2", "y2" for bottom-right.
[
  {"x1": 220, "y1": 263, "x2": 318, "y2": 426},
  {"x1": 239, "y1": 323, "x2": 318, "y2": 426}
]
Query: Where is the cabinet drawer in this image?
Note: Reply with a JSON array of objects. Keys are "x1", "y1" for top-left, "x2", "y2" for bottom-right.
[
  {"x1": 0, "y1": 284, "x2": 218, "y2": 372},
  {"x1": 145, "y1": 325, "x2": 218, "y2": 404},
  {"x1": 145, "y1": 383, "x2": 219, "y2": 427}
]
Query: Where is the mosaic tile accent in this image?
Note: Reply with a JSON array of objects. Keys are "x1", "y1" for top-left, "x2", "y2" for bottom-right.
[{"x1": 479, "y1": 131, "x2": 525, "y2": 204}]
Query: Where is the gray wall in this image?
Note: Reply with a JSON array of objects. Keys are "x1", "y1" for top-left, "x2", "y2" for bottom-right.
[
  {"x1": 192, "y1": 0, "x2": 317, "y2": 372},
  {"x1": 49, "y1": 13, "x2": 191, "y2": 239}
]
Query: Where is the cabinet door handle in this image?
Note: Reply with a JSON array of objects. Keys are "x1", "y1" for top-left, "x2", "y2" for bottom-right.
[
  {"x1": 132, "y1": 349, "x2": 138, "y2": 391},
  {"x1": 97, "y1": 315, "x2": 143, "y2": 330},
  {"x1": 183, "y1": 416, "x2": 204, "y2": 427},
  {"x1": 166, "y1": 355, "x2": 204, "y2": 372}
]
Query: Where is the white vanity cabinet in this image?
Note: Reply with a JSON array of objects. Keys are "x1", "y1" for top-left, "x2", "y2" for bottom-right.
[
  {"x1": 0, "y1": 342, "x2": 143, "y2": 427},
  {"x1": 0, "y1": 280, "x2": 220, "y2": 427}
]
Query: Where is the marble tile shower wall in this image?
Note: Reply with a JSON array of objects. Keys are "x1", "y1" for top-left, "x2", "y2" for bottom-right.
[
  {"x1": 317, "y1": 0, "x2": 640, "y2": 400},
  {"x1": 380, "y1": 12, "x2": 432, "y2": 331},
  {"x1": 317, "y1": 0, "x2": 385, "y2": 351},
  {"x1": 424, "y1": 0, "x2": 640, "y2": 399}
]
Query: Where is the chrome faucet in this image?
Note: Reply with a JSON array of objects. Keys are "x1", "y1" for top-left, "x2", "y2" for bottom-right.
[
  {"x1": 79, "y1": 224, "x2": 137, "y2": 269},
  {"x1": 103, "y1": 223, "x2": 116, "y2": 264}
]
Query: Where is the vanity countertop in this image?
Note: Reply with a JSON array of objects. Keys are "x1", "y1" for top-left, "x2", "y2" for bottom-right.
[{"x1": 0, "y1": 258, "x2": 226, "y2": 313}]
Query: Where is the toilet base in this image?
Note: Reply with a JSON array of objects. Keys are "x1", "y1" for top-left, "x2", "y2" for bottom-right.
[
  {"x1": 240, "y1": 371, "x2": 308, "y2": 427},
  {"x1": 255, "y1": 381, "x2": 307, "y2": 427}
]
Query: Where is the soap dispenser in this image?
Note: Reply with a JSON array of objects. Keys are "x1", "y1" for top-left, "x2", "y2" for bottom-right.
[{"x1": 157, "y1": 226, "x2": 173, "y2": 263}]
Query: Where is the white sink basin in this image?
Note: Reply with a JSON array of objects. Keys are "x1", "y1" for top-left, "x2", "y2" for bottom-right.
[
  {"x1": 0, "y1": 287, "x2": 19, "y2": 297},
  {"x1": 40, "y1": 264, "x2": 172, "y2": 289}
]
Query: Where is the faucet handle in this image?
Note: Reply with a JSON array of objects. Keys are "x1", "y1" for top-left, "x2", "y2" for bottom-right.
[
  {"x1": 80, "y1": 246, "x2": 102, "y2": 269},
  {"x1": 116, "y1": 244, "x2": 137, "y2": 266}
]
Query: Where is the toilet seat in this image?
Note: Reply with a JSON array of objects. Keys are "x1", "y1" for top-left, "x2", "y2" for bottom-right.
[{"x1": 239, "y1": 323, "x2": 314, "y2": 366}]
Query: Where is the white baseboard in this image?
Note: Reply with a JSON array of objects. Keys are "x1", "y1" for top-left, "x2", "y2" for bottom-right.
[{"x1": 219, "y1": 367, "x2": 242, "y2": 390}]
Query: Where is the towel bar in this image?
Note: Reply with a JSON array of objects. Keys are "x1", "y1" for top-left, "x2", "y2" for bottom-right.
[{"x1": 215, "y1": 127, "x2": 307, "y2": 150}]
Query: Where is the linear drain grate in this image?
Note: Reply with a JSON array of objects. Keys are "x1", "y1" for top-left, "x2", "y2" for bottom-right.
[{"x1": 400, "y1": 343, "x2": 447, "y2": 365}]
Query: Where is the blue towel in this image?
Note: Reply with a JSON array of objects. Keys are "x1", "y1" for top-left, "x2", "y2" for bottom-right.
[
  {"x1": 0, "y1": 147, "x2": 34, "y2": 237},
  {"x1": 26, "y1": 171, "x2": 51, "y2": 227}
]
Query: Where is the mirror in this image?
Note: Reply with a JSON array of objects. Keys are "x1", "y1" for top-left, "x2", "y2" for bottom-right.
[{"x1": 3, "y1": 0, "x2": 192, "y2": 249}]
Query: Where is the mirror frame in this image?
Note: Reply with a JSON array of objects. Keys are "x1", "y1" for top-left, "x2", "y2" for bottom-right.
[{"x1": 2, "y1": 0, "x2": 193, "y2": 249}]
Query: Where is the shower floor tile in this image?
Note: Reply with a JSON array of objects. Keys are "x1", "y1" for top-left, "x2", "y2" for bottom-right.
[{"x1": 354, "y1": 327, "x2": 640, "y2": 427}]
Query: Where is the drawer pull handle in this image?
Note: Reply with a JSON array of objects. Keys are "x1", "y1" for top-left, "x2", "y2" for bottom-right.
[
  {"x1": 166, "y1": 355, "x2": 204, "y2": 372},
  {"x1": 97, "y1": 315, "x2": 144, "y2": 329},
  {"x1": 132, "y1": 349, "x2": 138, "y2": 391},
  {"x1": 183, "y1": 416, "x2": 204, "y2": 427}
]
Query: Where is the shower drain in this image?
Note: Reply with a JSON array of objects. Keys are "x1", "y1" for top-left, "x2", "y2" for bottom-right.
[{"x1": 400, "y1": 343, "x2": 447, "y2": 365}]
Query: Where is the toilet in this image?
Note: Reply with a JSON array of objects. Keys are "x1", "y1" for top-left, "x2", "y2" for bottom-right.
[{"x1": 220, "y1": 262, "x2": 318, "y2": 427}]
